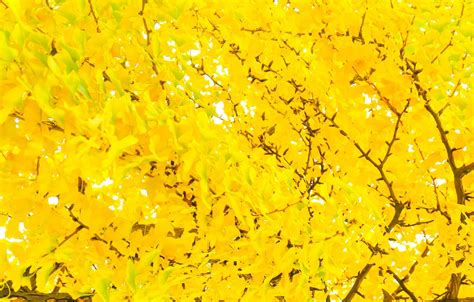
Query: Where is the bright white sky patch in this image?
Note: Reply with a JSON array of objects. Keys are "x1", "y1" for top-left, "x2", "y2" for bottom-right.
[
  {"x1": 389, "y1": 240, "x2": 407, "y2": 252},
  {"x1": 189, "y1": 49, "x2": 201, "y2": 56},
  {"x1": 48, "y1": 196, "x2": 59, "y2": 205},
  {"x1": 363, "y1": 93, "x2": 372, "y2": 105},
  {"x1": 92, "y1": 177, "x2": 114, "y2": 189},
  {"x1": 0, "y1": 226, "x2": 5, "y2": 239},
  {"x1": 211, "y1": 101, "x2": 227, "y2": 124}
]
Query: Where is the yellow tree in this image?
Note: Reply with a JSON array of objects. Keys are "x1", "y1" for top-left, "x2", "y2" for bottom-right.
[{"x1": 0, "y1": 0, "x2": 473, "y2": 301}]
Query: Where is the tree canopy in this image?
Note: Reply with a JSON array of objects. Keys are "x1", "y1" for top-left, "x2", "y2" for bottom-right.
[{"x1": 0, "y1": 0, "x2": 473, "y2": 301}]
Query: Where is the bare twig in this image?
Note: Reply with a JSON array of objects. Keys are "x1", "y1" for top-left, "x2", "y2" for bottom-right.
[
  {"x1": 352, "y1": 9, "x2": 367, "y2": 44},
  {"x1": 399, "y1": 219, "x2": 434, "y2": 227},
  {"x1": 140, "y1": 0, "x2": 151, "y2": 46},
  {"x1": 430, "y1": 2, "x2": 464, "y2": 64},
  {"x1": 42, "y1": 225, "x2": 87, "y2": 257}
]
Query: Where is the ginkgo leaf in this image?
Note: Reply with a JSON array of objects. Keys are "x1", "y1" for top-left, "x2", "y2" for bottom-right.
[
  {"x1": 35, "y1": 263, "x2": 57, "y2": 292},
  {"x1": 96, "y1": 277, "x2": 111, "y2": 302},
  {"x1": 126, "y1": 259, "x2": 137, "y2": 291},
  {"x1": 0, "y1": 0, "x2": 472, "y2": 301}
]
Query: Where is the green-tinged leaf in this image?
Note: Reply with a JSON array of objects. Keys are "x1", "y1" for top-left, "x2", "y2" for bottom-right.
[
  {"x1": 96, "y1": 277, "x2": 110, "y2": 302},
  {"x1": 126, "y1": 260, "x2": 137, "y2": 291}
]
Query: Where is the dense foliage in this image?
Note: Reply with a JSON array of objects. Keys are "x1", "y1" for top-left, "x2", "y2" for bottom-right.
[{"x1": 0, "y1": 0, "x2": 473, "y2": 301}]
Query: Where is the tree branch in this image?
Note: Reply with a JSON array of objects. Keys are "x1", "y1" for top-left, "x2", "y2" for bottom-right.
[
  {"x1": 87, "y1": 0, "x2": 100, "y2": 33},
  {"x1": 458, "y1": 162, "x2": 474, "y2": 178},
  {"x1": 0, "y1": 281, "x2": 93, "y2": 301},
  {"x1": 315, "y1": 101, "x2": 406, "y2": 232},
  {"x1": 342, "y1": 263, "x2": 374, "y2": 302},
  {"x1": 430, "y1": 1, "x2": 464, "y2": 64},
  {"x1": 42, "y1": 225, "x2": 87, "y2": 257},
  {"x1": 387, "y1": 269, "x2": 418, "y2": 301},
  {"x1": 424, "y1": 103, "x2": 465, "y2": 205},
  {"x1": 446, "y1": 273, "x2": 463, "y2": 300}
]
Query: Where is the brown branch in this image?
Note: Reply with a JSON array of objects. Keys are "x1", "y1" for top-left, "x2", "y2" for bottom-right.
[
  {"x1": 140, "y1": 0, "x2": 151, "y2": 46},
  {"x1": 410, "y1": 52, "x2": 466, "y2": 206},
  {"x1": 191, "y1": 58, "x2": 224, "y2": 88},
  {"x1": 446, "y1": 273, "x2": 462, "y2": 300},
  {"x1": 142, "y1": 18, "x2": 151, "y2": 46},
  {"x1": 41, "y1": 120, "x2": 64, "y2": 132},
  {"x1": 430, "y1": 176, "x2": 453, "y2": 224},
  {"x1": 303, "y1": 137, "x2": 313, "y2": 181},
  {"x1": 342, "y1": 263, "x2": 374, "y2": 302},
  {"x1": 0, "y1": 279, "x2": 93, "y2": 300},
  {"x1": 352, "y1": 67, "x2": 400, "y2": 115},
  {"x1": 448, "y1": 80, "x2": 461, "y2": 98},
  {"x1": 387, "y1": 269, "x2": 418, "y2": 301},
  {"x1": 315, "y1": 98, "x2": 408, "y2": 299},
  {"x1": 42, "y1": 225, "x2": 87, "y2": 257},
  {"x1": 430, "y1": 37, "x2": 454, "y2": 64},
  {"x1": 386, "y1": 203, "x2": 404, "y2": 233},
  {"x1": 260, "y1": 201, "x2": 302, "y2": 216},
  {"x1": 42, "y1": 205, "x2": 90, "y2": 257},
  {"x1": 458, "y1": 162, "x2": 474, "y2": 178},
  {"x1": 35, "y1": 156, "x2": 40, "y2": 180},
  {"x1": 413, "y1": 139, "x2": 452, "y2": 223},
  {"x1": 361, "y1": 238, "x2": 388, "y2": 255},
  {"x1": 44, "y1": 0, "x2": 54, "y2": 9},
  {"x1": 399, "y1": 16, "x2": 415, "y2": 59},
  {"x1": 316, "y1": 102, "x2": 405, "y2": 232},
  {"x1": 3, "y1": 291, "x2": 77, "y2": 301},
  {"x1": 241, "y1": 27, "x2": 269, "y2": 34},
  {"x1": 139, "y1": 0, "x2": 147, "y2": 14},
  {"x1": 352, "y1": 9, "x2": 367, "y2": 44},
  {"x1": 392, "y1": 239, "x2": 433, "y2": 297},
  {"x1": 87, "y1": 0, "x2": 100, "y2": 33},
  {"x1": 424, "y1": 103, "x2": 465, "y2": 205},
  {"x1": 380, "y1": 101, "x2": 410, "y2": 167},
  {"x1": 416, "y1": 74, "x2": 466, "y2": 296},
  {"x1": 430, "y1": 2, "x2": 464, "y2": 64},
  {"x1": 66, "y1": 205, "x2": 89, "y2": 228},
  {"x1": 399, "y1": 219, "x2": 434, "y2": 227},
  {"x1": 91, "y1": 234, "x2": 125, "y2": 258},
  {"x1": 144, "y1": 49, "x2": 159, "y2": 75}
]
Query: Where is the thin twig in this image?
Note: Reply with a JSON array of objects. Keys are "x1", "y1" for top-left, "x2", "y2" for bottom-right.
[
  {"x1": 430, "y1": 2, "x2": 464, "y2": 64},
  {"x1": 42, "y1": 225, "x2": 87, "y2": 257},
  {"x1": 87, "y1": 0, "x2": 100, "y2": 32}
]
